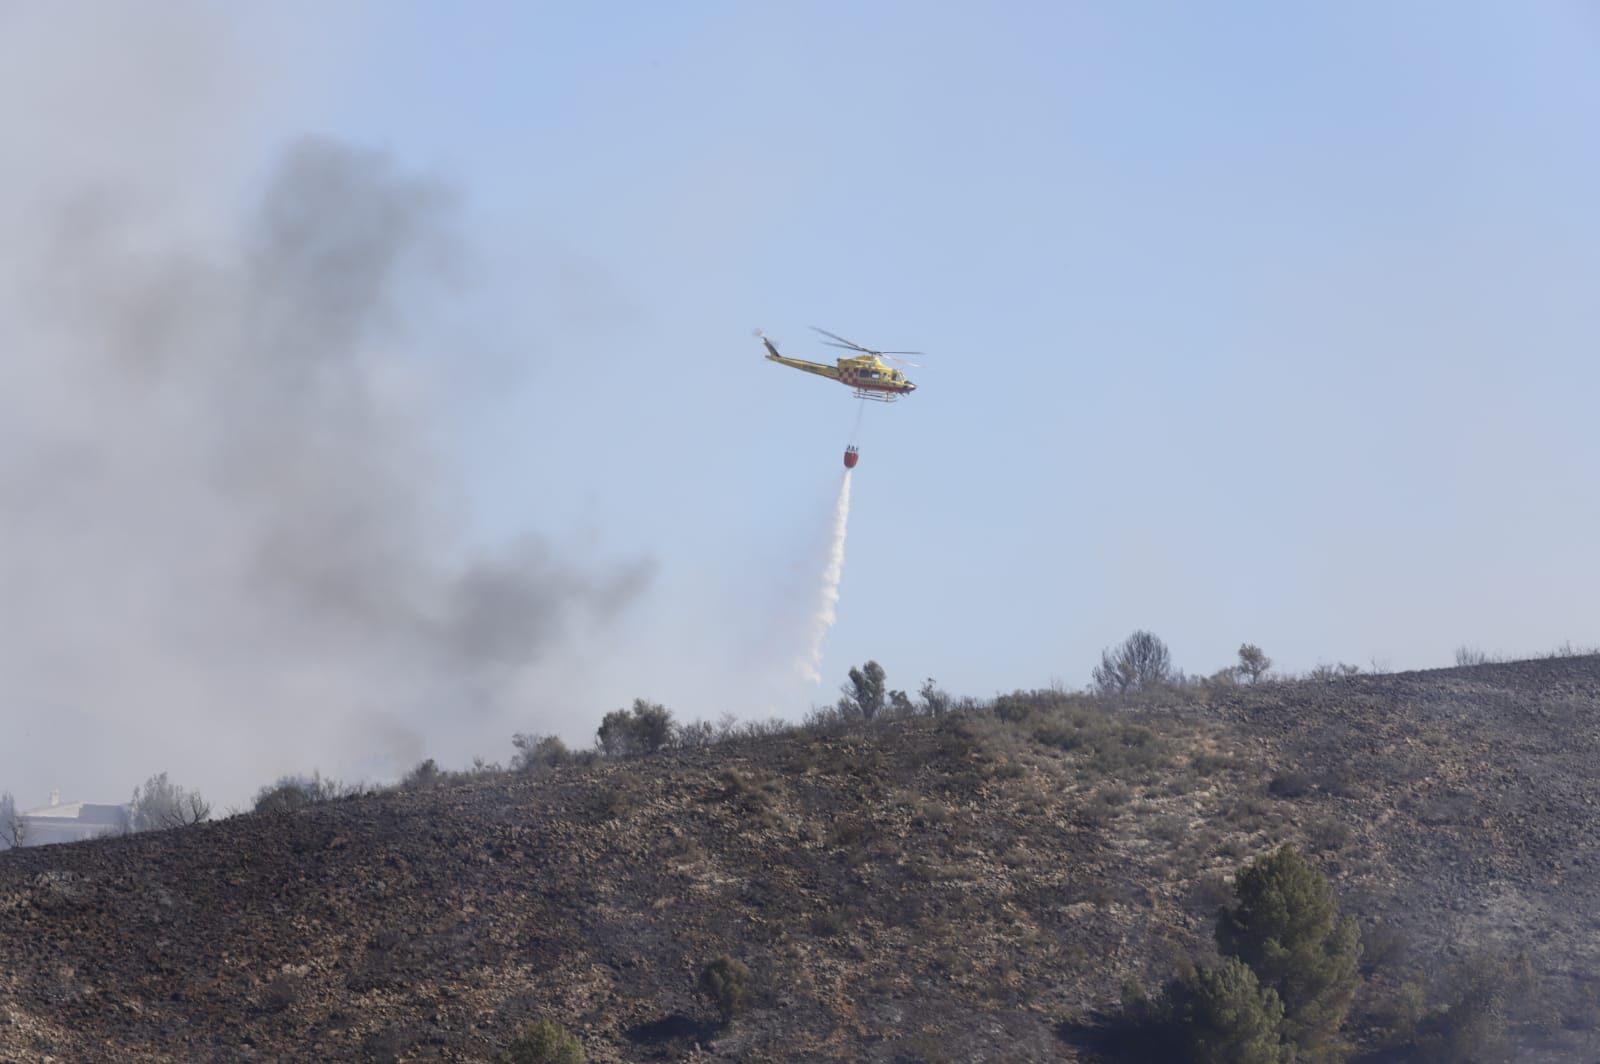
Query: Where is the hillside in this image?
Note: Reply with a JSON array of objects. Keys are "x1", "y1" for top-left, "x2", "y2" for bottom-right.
[{"x1": 4, "y1": 657, "x2": 1600, "y2": 1061}]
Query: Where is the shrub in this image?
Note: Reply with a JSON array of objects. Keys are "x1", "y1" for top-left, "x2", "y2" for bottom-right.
[
  {"x1": 511, "y1": 733, "x2": 570, "y2": 772},
  {"x1": 595, "y1": 699, "x2": 674, "y2": 757},
  {"x1": 716, "y1": 769, "x2": 778, "y2": 817},
  {"x1": 1217, "y1": 845, "x2": 1361, "y2": 1062},
  {"x1": 503, "y1": 1019, "x2": 585, "y2": 1064},
  {"x1": 1371, "y1": 979, "x2": 1427, "y2": 1047},
  {"x1": 252, "y1": 772, "x2": 362, "y2": 814},
  {"x1": 697, "y1": 956, "x2": 751, "y2": 1024},
  {"x1": 1268, "y1": 770, "x2": 1314, "y2": 799},
  {"x1": 672, "y1": 719, "x2": 715, "y2": 748},
  {"x1": 129, "y1": 771, "x2": 209, "y2": 830},
  {"x1": 0, "y1": 791, "x2": 21, "y2": 848},
  {"x1": 1303, "y1": 817, "x2": 1351, "y2": 854},
  {"x1": 993, "y1": 694, "x2": 1038, "y2": 723},
  {"x1": 1358, "y1": 921, "x2": 1410, "y2": 975},
  {"x1": 258, "y1": 972, "x2": 302, "y2": 1014},
  {"x1": 1100, "y1": 977, "x2": 1181, "y2": 1059},
  {"x1": 1172, "y1": 958, "x2": 1294, "y2": 1064},
  {"x1": 1184, "y1": 875, "x2": 1236, "y2": 918},
  {"x1": 591, "y1": 786, "x2": 635, "y2": 821},
  {"x1": 399, "y1": 759, "x2": 444, "y2": 790},
  {"x1": 1107, "y1": 964, "x2": 1291, "y2": 1063},
  {"x1": 1413, "y1": 952, "x2": 1530, "y2": 1062}
]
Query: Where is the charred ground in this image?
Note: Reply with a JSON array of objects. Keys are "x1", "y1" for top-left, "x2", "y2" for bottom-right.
[{"x1": 4, "y1": 656, "x2": 1600, "y2": 1061}]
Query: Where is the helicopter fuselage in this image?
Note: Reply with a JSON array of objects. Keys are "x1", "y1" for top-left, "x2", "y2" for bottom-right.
[{"x1": 763, "y1": 349, "x2": 916, "y2": 398}]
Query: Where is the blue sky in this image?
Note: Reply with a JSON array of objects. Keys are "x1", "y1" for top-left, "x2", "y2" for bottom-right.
[
  {"x1": 4, "y1": 3, "x2": 1600, "y2": 802},
  {"x1": 318, "y1": 2, "x2": 1600, "y2": 689}
]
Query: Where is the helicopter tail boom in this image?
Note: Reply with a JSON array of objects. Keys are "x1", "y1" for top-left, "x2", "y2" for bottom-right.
[
  {"x1": 767, "y1": 352, "x2": 843, "y2": 380},
  {"x1": 758, "y1": 333, "x2": 843, "y2": 382}
]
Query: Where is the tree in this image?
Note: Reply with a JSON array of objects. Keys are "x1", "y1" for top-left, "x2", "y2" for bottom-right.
[
  {"x1": 839, "y1": 660, "x2": 888, "y2": 720},
  {"x1": 129, "y1": 772, "x2": 210, "y2": 831},
  {"x1": 503, "y1": 1018, "x2": 585, "y2": 1064},
  {"x1": 1092, "y1": 630, "x2": 1174, "y2": 694},
  {"x1": 1217, "y1": 845, "x2": 1360, "y2": 1061},
  {"x1": 917, "y1": 678, "x2": 952, "y2": 717},
  {"x1": 697, "y1": 955, "x2": 751, "y2": 1025},
  {"x1": 0, "y1": 791, "x2": 24, "y2": 849},
  {"x1": 628, "y1": 699, "x2": 673, "y2": 754},
  {"x1": 1172, "y1": 958, "x2": 1294, "y2": 1064},
  {"x1": 1238, "y1": 644, "x2": 1272, "y2": 684}
]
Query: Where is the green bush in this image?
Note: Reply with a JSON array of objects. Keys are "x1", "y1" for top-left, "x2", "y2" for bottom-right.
[
  {"x1": 1173, "y1": 958, "x2": 1294, "y2": 1064},
  {"x1": 1371, "y1": 979, "x2": 1426, "y2": 1048},
  {"x1": 1106, "y1": 965, "x2": 1291, "y2": 1063},
  {"x1": 697, "y1": 955, "x2": 751, "y2": 1024},
  {"x1": 1217, "y1": 845, "x2": 1360, "y2": 1062},
  {"x1": 503, "y1": 1019, "x2": 584, "y2": 1064}
]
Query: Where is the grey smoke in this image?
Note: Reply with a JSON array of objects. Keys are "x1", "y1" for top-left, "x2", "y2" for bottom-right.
[{"x1": 0, "y1": 137, "x2": 652, "y2": 806}]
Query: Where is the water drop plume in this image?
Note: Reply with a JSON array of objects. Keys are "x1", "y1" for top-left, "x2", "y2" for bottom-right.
[{"x1": 800, "y1": 469, "x2": 852, "y2": 683}]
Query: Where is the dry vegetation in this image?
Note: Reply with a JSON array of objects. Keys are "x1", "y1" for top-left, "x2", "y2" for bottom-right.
[{"x1": 3, "y1": 656, "x2": 1600, "y2": 1060}]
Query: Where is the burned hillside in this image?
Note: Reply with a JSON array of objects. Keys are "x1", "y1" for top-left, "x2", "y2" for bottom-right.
[{"x1": 3, "y1": 657, "x2": 1600, "y2": 1061}]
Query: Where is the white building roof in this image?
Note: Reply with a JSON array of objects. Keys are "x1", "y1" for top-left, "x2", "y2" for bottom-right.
[{"x1": 21, "y1": 799, "x2": 128, "y2": 826}]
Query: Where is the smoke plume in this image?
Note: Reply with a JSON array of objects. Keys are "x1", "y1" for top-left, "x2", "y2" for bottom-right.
[
  {"x1": 0, "y1": 128, "x2": 651, "y2": 805},
  {"x1": 800, "y1": 470, "x2": 853, "y2": 684}
]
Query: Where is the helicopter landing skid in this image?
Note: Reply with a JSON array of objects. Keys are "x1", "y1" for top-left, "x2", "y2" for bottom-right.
[{"x1": 851, "y1": 389, "x2": 899, "y2": 403}]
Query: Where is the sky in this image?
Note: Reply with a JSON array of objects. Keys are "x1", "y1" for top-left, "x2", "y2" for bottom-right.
[{"x1": 2, "y1": 3, "x2": 1599, "y2": 809}]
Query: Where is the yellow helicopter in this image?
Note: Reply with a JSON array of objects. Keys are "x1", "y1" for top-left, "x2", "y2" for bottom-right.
[{"x1": 758, "y1": 326, "x2": 920, "y2": 402}]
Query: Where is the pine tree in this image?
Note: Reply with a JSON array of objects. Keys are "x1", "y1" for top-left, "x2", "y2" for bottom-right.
[{"x1": 1217, "y1": 845, "x2": 1360, "y2": 1061}]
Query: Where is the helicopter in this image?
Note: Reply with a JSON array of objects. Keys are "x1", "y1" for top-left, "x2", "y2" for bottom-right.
[{"x1": 758, "y1": 326, "x2": 920, "y2": 402}]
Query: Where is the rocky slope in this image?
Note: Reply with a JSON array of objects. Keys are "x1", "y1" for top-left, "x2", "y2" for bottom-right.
[{"x1": 3, "y1": 657, "x2": 1600, "y2": 1061}]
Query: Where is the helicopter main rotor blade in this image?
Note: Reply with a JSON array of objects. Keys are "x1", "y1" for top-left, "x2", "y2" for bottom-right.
[{"x1": 810, "y1": 326, "x2": 872, "y2": 353}]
